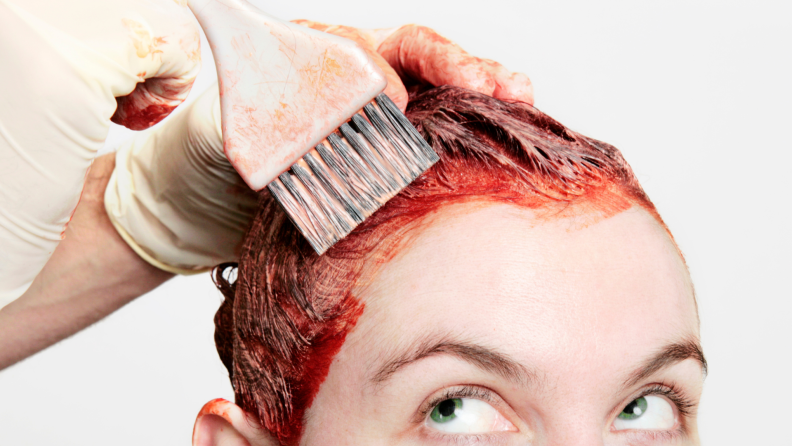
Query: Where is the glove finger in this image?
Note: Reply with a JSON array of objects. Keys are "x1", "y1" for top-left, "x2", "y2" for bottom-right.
[
  {"x1": 111, "y1": 3, "x2": 202, "y2": 130},
  {"x1": 480, "y1": 58, "x2": 535, "y2": 104},
  {"x1": 293, "y1": 20, "x2": 408, "y2": 111},
  {"x1": 378, "y1": 25, "x2": 534, "y2": 105}
]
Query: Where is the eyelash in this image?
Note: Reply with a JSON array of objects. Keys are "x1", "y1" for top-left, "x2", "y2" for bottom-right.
[
  {"x1": 632, "y1": 382, "x2": 695, "y2": 418},
  {"x1": 417, "y1": 385, "x2": 497, "y2": 421},
  {"x1": 415, "y1": 382, "x2": 696, "y2": 442},
  {"x1": 616, "y1": 382, "x2": 696, "y2": 442}
]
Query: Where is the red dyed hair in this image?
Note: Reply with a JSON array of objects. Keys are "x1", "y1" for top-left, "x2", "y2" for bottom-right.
[{"x1": 212, "y1": 86, "x2": 662, "y2": 445}]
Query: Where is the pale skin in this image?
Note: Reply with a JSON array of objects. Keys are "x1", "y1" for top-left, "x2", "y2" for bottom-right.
[
  {"x1": 0, "y1": 154, "x2": 173, "y2": 369},
  {"x1": 194, "y1": 202, "x2": 705, "y2": 445}
]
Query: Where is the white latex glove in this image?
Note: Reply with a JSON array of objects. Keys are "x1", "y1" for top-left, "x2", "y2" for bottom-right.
[
  {"x1": 105, "y1": 82, "x2": 258, "y2": 274},
  {"x1": 104, "y1": 21, "x2": 534, "y2": 275},
  {"x1": 0, "y1": 0, "x2": 200, "y2": 303}
]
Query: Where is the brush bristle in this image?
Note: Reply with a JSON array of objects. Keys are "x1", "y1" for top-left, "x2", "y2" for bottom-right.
[{"x1": 267, "y1": 93, "x2": 439, "y2": 255}]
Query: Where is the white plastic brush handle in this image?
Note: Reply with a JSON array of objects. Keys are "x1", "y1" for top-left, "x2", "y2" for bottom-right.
[{"x1": 188, "y1": 0, "x2": 388, "y2": 191}]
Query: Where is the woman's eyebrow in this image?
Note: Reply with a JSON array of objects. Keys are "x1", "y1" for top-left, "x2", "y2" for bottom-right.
[
  {"x1": 622, "y1": 339, "x2": 708, "y2": 389},
  {"x1": 370, "y1": 336, "x2": 535, "y2": 387}
]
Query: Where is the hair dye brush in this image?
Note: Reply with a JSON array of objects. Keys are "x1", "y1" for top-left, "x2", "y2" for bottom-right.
[{"x1": 189, "y1": 0, "x2": 438, "y2": 254}]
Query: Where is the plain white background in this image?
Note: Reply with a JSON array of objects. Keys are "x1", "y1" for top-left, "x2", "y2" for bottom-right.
[{"x1": 1, "y1": 0, "x2": 790, "y2": 444}]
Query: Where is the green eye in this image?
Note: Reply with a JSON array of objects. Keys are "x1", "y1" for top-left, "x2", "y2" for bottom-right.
[
  {"x1": 430, "y1": 398, "x2": 463, "y2": 423},
  {"x1": 618, "y1": 396, "x2": 648, "y2": 420}
]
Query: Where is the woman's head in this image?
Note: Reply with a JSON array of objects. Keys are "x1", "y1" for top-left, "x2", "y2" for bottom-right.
[{"x1": 199, "y1": 86, "x2": 705, "y2": 446}]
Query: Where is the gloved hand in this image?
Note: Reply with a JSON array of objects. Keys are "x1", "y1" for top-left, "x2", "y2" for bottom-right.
[
  {"x1": 105, "y1": 83, "x2": 257, "y2": 274},
  {"x1": 103, "y1": 21, "x2": 533, "y2": 274},
  {"x1": 293, "y1": 21, "x2": 534, "y2": 110},
  {"x1": 0, "y1": 0, "x2": 201, "y2": 303}
]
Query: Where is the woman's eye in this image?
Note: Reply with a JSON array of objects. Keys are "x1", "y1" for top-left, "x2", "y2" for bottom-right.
[
  {"x1": 426, "y1": 398, "x2": 514, "y2": 433},
  {"x1": 613, "y1": 395, "x2": 676, "y2": 431}
]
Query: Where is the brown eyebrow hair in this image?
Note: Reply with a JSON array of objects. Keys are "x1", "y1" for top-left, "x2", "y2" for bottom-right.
[
  {"x1": 371, "y1": 337, "x2": 534, "y2": 386},
  {"x1": 623, "y1": 339, "x2": 708, "y2": 388},
  {"x1": 371, "y1": 336, "x2": 706, "y2": 390}
]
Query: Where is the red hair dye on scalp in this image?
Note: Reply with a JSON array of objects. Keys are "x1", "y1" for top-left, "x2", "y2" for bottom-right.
[
  {"x1": 273, "y1": 300, "x2": 364, "y2": 444},
  {"x1": 212, "y1": 86, "x2": 669, "y2": 445}
]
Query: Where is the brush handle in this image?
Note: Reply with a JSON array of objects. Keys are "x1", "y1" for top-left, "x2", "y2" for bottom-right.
[{"x1": 188, "y1": 0, "x2": 388, "y2": 191}]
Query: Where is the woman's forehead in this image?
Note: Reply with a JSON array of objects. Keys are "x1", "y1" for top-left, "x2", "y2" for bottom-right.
[{"x1": 351, "y1": 202, "x2": 699, "y2": 377}]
